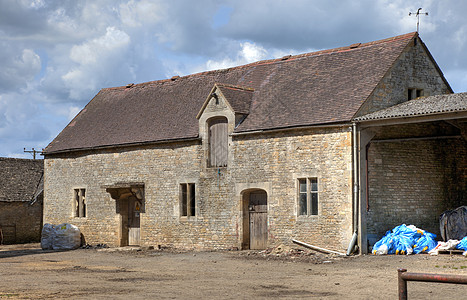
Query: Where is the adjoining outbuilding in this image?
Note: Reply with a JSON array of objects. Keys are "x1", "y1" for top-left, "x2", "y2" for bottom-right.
[
  {"x1": 354, "y1": 93, "x2": 467, "y2": 252},
  {"x1": 42, "y1": 32, "x2": 464, "y2": 253},
  {"x1": 0, "y1": 157, "x2": 43, "y2": 244}
]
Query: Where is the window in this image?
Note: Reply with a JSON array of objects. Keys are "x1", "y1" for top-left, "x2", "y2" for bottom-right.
[
  {"x1": 298, "y1": 178, "x2": 318, "y2": 216},
  {"x1": 408, "y1": 88, "x2": 423, "y2": 100},
  {"x1": 208, "y1": 117, "x2": 228, "y2": 167},
  {"x1": 180, "y1": 183, "x2": 196, "y2": 217},
  {"x1": 74, "y1": 188, "x2": 86, "y2": 217}
]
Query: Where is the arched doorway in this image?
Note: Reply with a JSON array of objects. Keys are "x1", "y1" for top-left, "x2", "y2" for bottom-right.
[{"x1": 242, "y1": 189, "x2": 268, "y2": 250}]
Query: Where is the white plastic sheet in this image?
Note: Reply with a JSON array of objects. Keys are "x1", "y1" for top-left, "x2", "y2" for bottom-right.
[
  {"x1": 41, "y1": 223, "x2": 81, "y2": 250},
  {"x1": 40, "y1": 223, "x2": 55, "y2": 250}
]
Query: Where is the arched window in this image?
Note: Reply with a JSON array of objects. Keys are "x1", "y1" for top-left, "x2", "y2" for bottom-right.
[{"x1": 208, "y1": 117, "x2": 228, "y2": 167}]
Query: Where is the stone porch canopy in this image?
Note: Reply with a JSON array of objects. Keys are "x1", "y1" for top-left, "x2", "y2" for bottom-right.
[{"x1": 103, "y1": 182, "x2": 145, "y2": 201}]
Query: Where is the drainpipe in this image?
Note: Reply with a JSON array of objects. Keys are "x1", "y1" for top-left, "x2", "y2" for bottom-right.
[{"x1": 347, "y1": 122, "x2": 359, "y2": 255}]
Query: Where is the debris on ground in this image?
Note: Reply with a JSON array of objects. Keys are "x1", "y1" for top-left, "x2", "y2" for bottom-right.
[
  {"x1": 372, "y1": 224, "x2": 437, "y2": 255},
  {"x1": 81, "y1": 243, "x2": 109, "y2": 249},
  {"x1": 429, "y1": 236, "x2": 467, "y2": 256},
  {"x1": 429, "y1": 240, "x2": 460, "y2": 255},
  {"x1": 292, "y1": 239, "x2": 347, "y2": 256},
  {"x1": 237, "y1": 244, "x2": 343, "y2": 263}
]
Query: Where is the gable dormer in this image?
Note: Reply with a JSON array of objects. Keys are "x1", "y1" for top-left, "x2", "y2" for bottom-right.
[{"x1": 197, "y1": 83, "x2": 254, "y2": 168}]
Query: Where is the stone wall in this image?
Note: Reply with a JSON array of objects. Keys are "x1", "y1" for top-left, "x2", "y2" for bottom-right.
[
  {"x1": 231, "y1": 127, "x2": 354, "y2": 250},
  {"x1": 44, "y1": 126, "x2": 353, "y2": 251},
  {"x1": 0, "y1": 201, "x2": 43, "y2": 244},
  {"x1": 356, "y1": 37, "x2": 451, "y2": 116}
]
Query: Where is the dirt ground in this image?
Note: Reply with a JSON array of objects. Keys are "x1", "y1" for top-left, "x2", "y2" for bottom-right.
[{"x1": 0, "y1": 243, "x2": 466, "y2": 299}]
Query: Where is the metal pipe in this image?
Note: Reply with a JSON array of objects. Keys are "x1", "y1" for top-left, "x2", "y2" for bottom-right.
[
  {"x1": 398, "y1": 269, "x2": 408, "y2": 300},
  {"x1": 351, "y1": 122, "x2": 359, "y2": 252},
  {"x1": 292, "y1": 239, "x2": 346, "y2": 256},
  {"x1": 352, "y1": 123, "x2": 358, "y2": 232},
  {"x1": 365, "y1": 143, "x2": 370, "y2": 211},
  {"x1": 398, "y1": 268, "x2": 467, "y2": 300},
  {"x1": 346, "y1": 231, "x2": 358, "y2": 256}
]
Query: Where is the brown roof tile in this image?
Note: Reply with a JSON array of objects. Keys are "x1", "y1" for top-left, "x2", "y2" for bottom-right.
[
  {"x1": 217, "y1": 84, "x2": 254, "y2": 114},
  {"x1": 0, "y1": 158, "x2": 43, "y2": 202},
  {"x1": 45, "y1": 33, "x2": 418, "y2": 154}
]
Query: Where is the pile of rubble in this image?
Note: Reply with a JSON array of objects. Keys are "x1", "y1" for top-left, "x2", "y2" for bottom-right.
[
  {"x1": 240, "y1": 244, "x2": 339, "y2": 263},
  {"x1": 81, "y1": 243, "x2": 109, "y2": 249}
]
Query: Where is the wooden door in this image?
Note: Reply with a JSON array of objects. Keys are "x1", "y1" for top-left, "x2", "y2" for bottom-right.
[
  {"x1": 208, "y1": 118, "x2": 228, "y2": 167},
  {"x1": 249, "y1": 191, "x2": 268, "y2": 250},
  {"x1": 128, "y1": 198, "x2": 141, "y2": 245}
]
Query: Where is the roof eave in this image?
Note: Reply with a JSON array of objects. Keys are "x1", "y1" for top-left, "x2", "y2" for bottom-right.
[
  {"x1": 43, "y1": 136, "x2": 201, "y2": 157},
  {"x1": 355, "y1": 110, "x2": 467, "y2": 128}
]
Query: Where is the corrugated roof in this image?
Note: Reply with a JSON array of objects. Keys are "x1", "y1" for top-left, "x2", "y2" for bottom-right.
[
  {"x1": 44, "y1": 33, "x2": 419, "y2": 154},
  {"x1": 354, "y1": 93, "x2": 467, "y2": 122}
]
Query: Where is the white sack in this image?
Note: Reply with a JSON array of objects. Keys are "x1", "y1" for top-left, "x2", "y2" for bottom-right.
[
  {"x1": 40, "y1": 223, "x2": 81, "y2": 250},
  {"x1": 40, "y1": 223, "x2": 55, "y2": 250},
  {"x1": 52, "y1": 223, "x2": 81, "y2": 250}
]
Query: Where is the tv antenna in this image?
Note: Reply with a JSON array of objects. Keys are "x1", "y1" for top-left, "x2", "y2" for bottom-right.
[
  {"x1": 24, "y1": 148, "x2": 42, "y2": 159},
  {"x1": 409, "y1": 8, "x2": 428, "y2": 33}
]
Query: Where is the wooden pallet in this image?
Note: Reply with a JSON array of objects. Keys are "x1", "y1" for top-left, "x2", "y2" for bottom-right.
[{"x1": 437, "y1": 249, "x2": 465, "y2": 255}]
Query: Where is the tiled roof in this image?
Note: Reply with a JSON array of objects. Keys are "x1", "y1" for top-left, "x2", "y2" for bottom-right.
[
  {"x1": 354, "y1": 93, "x2": 467, "y2": 122},
  {"x1": 217, "y1": 84, "x2": 254, "y2": 115},
  {"x1": 45, "y1": 33, "x2": 419, "y2": 154},
  {"x1": 0, "y1": 158, "x2": 43, "y2": 202}
]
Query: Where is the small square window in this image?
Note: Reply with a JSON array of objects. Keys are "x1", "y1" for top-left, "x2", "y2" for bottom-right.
[
  {"x1": 408, "y1": 88, "x2": 423, "y2": 100},
  {"x1": 180, "y1": 183, "x2": 195, "y2": 217},
  {"x1": 74, "y1": 188, "x2": 86, "y2": 218},
  {"x1": 298, "y1": 178, "x2": 319, "y2": 216}
]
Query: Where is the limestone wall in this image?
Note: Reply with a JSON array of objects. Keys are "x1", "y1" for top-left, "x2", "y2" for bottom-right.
[
  {"x1": 0, "y1": 201, "x2": 43, "y2": 244},
  {"x1": 356, "y1": 37, "x2": 451, "y2": 116},
  {"x1": 44, "y1": 126, "x2": 353, "y2": 251}
]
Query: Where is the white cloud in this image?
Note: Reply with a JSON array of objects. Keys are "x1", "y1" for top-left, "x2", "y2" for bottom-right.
[
  {"x1": 206, "y1": 42, "x2": 268, "y2": 70},
  {"x1": 69, "y1": 27, "x2": 130, "y2": 64},
  {"x1": 119, "y1": 0, "x2": 166, "y2": 27},
  {"x1": 67, "y1": 106, "x2": 82, "y2": 121},
  {"x1": 0, "y1": 46, "x2": 41, "y2": 91},
  {"x1": 29, "y1": 0, "x2": 45, "y2": 9},
  {"x1": 62, "y1": 27, "x2": 131, "y2": 99}
]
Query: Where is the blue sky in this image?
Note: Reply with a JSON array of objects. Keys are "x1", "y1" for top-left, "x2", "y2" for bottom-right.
[{"x1": 1, "y1": 0, "x2": 466, "y2": 158}]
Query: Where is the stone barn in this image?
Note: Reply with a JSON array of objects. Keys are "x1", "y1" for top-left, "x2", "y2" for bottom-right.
[
  {"x1": 0, "y1": 158, "x2": 44, "y2": 244},
  {"x1": 42, "y1": 32, "x2": 465, "y2": 253}
]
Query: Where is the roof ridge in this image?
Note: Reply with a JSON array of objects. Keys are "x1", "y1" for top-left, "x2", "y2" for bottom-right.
[{"x1": 103, "y1": 32, "x2": 418, "y2": 92}]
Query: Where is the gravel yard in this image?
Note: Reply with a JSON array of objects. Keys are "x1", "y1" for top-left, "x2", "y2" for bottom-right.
[{"x1": 1, "y1": 243, "x2": 466, "y2": 299}]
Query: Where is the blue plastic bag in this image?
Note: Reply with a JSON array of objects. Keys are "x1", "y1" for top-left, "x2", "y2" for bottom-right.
[
  {"x1": 457, "y1": 236, "x2": 467, "y2": 251},
  {"x1": 414, "y1": 232, "x2": 437, "y2": 254},
  {"x1": 373, "y1": 224, "x2": 437, "y2": 255}
]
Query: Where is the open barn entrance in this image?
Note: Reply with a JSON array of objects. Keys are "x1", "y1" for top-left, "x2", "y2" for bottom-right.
[{"x1": 358, "y1": 118, "x2": 467, "y2": 253}]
